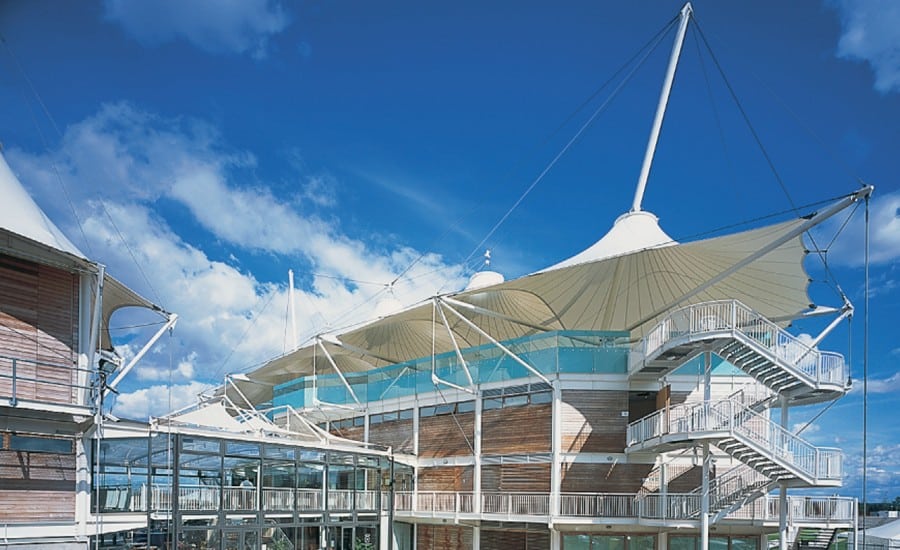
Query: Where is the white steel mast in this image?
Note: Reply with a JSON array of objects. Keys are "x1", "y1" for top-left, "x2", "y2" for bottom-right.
[{"x1": 631, "y1": 2, "x2": 693, "y2": 212}]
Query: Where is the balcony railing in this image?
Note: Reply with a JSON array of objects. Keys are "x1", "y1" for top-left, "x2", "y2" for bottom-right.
[
  {"x1": 0, "y1": 354, "x2": 92, "y2": 408},
  {"x1": 105, "y1": 486, "x2": 853, "y2": 527},
  {"x1": 631, "y1": 300, "x2": 848, "y2": 388},
  {"x1": 389, "y1": 491, "x2": 854, "y2": 525},
  {"x1": 138, "y1": 485, "x2": 372, "y2": 513}
]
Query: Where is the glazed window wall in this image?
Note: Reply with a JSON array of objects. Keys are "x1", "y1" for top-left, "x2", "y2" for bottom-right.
[
  {"x1": 274, "y1": 330, "x2": 631, "y2": 409},
  {"x1": 92, "y1": 434, "x2": 386, "y2": 548},
  {"x1": 563, "y1": 534, "x2": 655, "y2": 550},
  {"x1": 669, "y1": 536, "x2": 759, "y2": 550}
]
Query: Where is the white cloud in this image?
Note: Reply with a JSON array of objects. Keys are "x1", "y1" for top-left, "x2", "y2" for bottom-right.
[
  {"x1": 135, "y1": 351, "x2": 197, "y2": 382},
  {"x1": 104, "y1": 0, "x2": 289, "y2": 59},
  {"x1": 865, "y1": 372, "x2": 900, "y2": 394},
  {"x1": 831, "y1": 0, "x2": 900, "y2": 93},
  {"x1": 811, "y1": 189, "x2": 900, "y2": 267},
  {"x1": 7, "y1": 102, "x2": 466, "y2": 419},
  {"x1": 113, "y1": 381, "x2": 211, "y2": 419},
  {"x1": 791, "y1": 422, "x2": 821, "y2": 436}
]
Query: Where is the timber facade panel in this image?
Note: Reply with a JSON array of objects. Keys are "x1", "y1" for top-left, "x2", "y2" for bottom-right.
[{"x1": 561, "y1": 390, "x2": 628, "y2": 453}]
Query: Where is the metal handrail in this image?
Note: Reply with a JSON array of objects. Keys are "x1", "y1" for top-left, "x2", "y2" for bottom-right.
[
  {"x1": 0, "y1": 354, "x2": 93, "y2": 407},
  {"x1": 389, "y1": 491, "x2": 855, "y2": 523},
  {"x1": 627, "y1": 398, "x2": 842, "y2": 483},
  {"x1": 631, "y1": 300, "x2": 848, "y2": 388}
]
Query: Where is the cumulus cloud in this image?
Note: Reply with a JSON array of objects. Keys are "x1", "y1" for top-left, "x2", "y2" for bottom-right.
[
  {"x1": 810, "y1": 189, "x2": 900, "y2": 267},
  {"x1": 863, "y1": 372, "x2": 900, "y2": 394},
  {"x1": 831, "y1": 0, "x2": 900, "y2": 93},
  {"x1": 104, "y1": 0, "x2": 290, "y2": 59},
  {"x1": 6, "y1": 102, "x2": 466, "y2": 420},
  {"x1": 113, "y1": 381, "x2": 211, "y2": 420}
]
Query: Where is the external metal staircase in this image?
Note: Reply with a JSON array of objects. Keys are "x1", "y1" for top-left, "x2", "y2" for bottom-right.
[
  {"x1": 687, "y1": 464, "x2": 777, "y2": 522},
  {"x1": 629, "y1": 300, "x2": 850, "y2": 405},
  {"x1": 626, "y1": 398, "x2": 842, "y2": 488}
]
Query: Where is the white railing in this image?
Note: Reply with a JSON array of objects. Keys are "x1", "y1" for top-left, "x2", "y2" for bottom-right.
[
  {"x1": 357, "y1": 490, "x2": 378, "y2": 510},
  {"x1": 328, "y1": 489, "x2": 354, "y2": 510},
  {"x1": 177, "y1": 485, "x2": 220, "y2": 511},
  {"x1": 389, "y1": 491, "x2": 854, "y2": 524},
  {"x1": 626, "y1": 398, "x2": 842, "y2": 483},
  {"x1": 641, "y1": 493, "x2": 701, "y2": 520},
  {"x1": 632, "y1": 300, "x2": 848, "y2": 389},
  {"x1": 559, "y1": 493, "x2": 638, "y2": 518},
  {"x1": 297, "y1": 488, "x2": 322, "y2": 510},
  {"x1": 262, "y1": 487, "x2": 294, "y2": 511},
  {"x1": 223, "y1": 487, "x2": 256, "y2": 510},
  {"x1": 483, "y1": 492, "x2": 549, "y2": 516}
]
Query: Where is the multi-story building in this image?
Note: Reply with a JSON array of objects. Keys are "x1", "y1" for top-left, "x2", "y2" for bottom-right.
[{"x1": 235, "y1": 180, "x2": 866, "y2": 550}]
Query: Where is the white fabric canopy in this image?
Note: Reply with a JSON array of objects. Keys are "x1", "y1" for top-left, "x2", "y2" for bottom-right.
[{"x1": 245, "y1": 210, "x2": 814, "y2": 403}]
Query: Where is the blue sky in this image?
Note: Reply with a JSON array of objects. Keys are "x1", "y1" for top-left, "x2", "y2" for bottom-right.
[{"x1": 0, "y1": 0, "x2": 897, "y2": 499}]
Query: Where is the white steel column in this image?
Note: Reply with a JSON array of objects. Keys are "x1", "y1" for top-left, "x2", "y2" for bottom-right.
[
  {"x1": 550, "y1": 528, "x2": 561, "y2": 550},
  {"x1": 779, "y1": 396, "x2": 790, "y2": 550},
  {"x1": 550, "y1": 381, "x2": 562, "y2": 523},
  {"x1": 701, "y1": 350, "x2": 712, "y2": 550},
  {"x1": 474, "y1": 393, "x2": 483, "y2": 514}
]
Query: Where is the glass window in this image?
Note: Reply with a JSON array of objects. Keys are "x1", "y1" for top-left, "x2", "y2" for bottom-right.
[
  {"x1": 563, "y1": 534, "x2": 592, "y2": 550},
  {"x1": 482, "y1": 397, "x2": 502, "y2": 410},
  {"x1": 420, "y1": 406, "x2": 436, "y2": 417},
  {"x1": 732, "y1": 539, "x2": 758, "y2": 550},
  {"x1": 9, "y1": 434, "x2": 71, "y2": 453},
  {"x1": 531, "y1": 391, "x2": 553, "y2": 404},
  {"x1": 398, "y1": 409, "x2": 413, "y2": 420},
  {"x1": 353, "y1": 416, "x2": 365, "y2": 427},
  {"x1": 264, "y1": 445, "x2": 295, "y2": 460},
  {"x1": 457, "y1": 400, "x2": 475, "y2": 413},
  {"x1": 434, "y1": 403, "x2": 455, "y2": 416},
  {"x1": 226, "y1": 441, "x2": 260, "y2": 457},
  {"x1": 670, "y1": 536, "x2": 699, "y2": 550},
  {"x1": 503, "y1": 394, "x2": 528, "y2": 408},
  {"x1": 594, "y1": 535, "x2": 625, "y2": 550},
  {"x1": 370, "y1": 414, "x2": 383, "y2": 425},
  {"x1": 711, "y1": 537, "x2": 729, "y2": 550},
  {"x1": 182, "y1": 437, "x2": 220, "y2": 454},
  {"x1": 629, "y1": 535, "x2": 656, "y2": 550},
  {"x1": 300, "y1": 450, "x2": 325, "y2": 462}
]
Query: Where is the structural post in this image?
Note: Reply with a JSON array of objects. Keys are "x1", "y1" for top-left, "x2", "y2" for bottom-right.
[
  {"x1": 779, "y1": 396, "x2": 790, "y2": 550},
  {"x1": 550, "y1": 380, "x2": 563, "y2": 522},
  {"x1": 701, "y1": 351, "x2": 712, "y2": 550},
  {"x1": 474, "y1": 392, "x2": 483, "y2": 514}
]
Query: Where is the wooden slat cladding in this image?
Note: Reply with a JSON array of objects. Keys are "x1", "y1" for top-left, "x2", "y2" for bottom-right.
[
  {"x1": 0, "y1": 490, "x2": 75, "y2": 521},
  {"x1": 481, "y1": 529, "x2": 550, "y2": 550},
  {"x1": 329, "y1": 425, "x2": 364, "y2": 442},
  {"x1": 368, "y1": 419, "x2": 414, "y2": 453},
  {"x1": 0, "y1": 434, "x2": 76, "y2": 522},
  {"x1": 418, "y1": 466, "x2": 473, "y2": 492},
  {"x1": 560, "y1": 462, "x2": 653, "y2": 493},
  {"x1": 668, "y1": 465, "x2": 703, "y2": 493},
  {"x1": 561, "y1": 390, "x2": 628, "y2": 453},
  {"x1": 0, "y1": 254, "x2": 79, "y2": 405},
  {"x1": 482, "y1": 403, "x2": 551, "y2": 455},
  {"x1": 418, "y1": 413, "x2": 474, "y2": 458},
  {"x1": 416, "y1": 524, "x2": 473, "y2": 550},
  {"x1": 481, "y1": 464, "x2": 550, "y2": 492}
]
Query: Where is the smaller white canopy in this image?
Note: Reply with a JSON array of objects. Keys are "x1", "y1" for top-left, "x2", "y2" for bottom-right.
[
  {"x1": 0, "y1": 151, "x2": 85, "y2": 259},
  {"x1": 868, "y1": 519, "x2": 900, "y2": 541}
]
